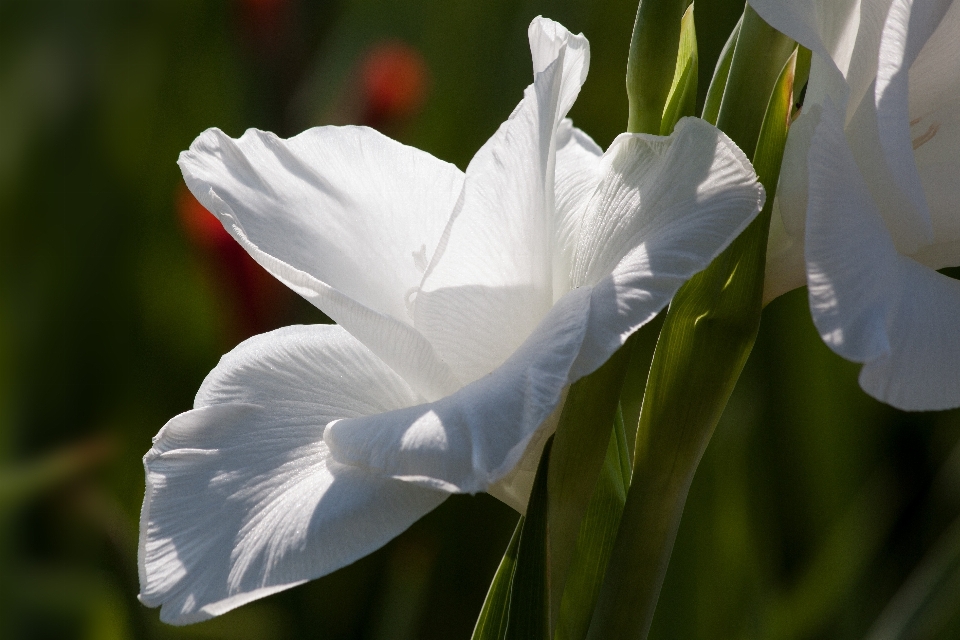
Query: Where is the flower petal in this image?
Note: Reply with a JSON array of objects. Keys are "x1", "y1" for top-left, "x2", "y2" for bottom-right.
[
  {"x1": 179, "y1": 126, "x2": 463, "y2": 323},
  {"x1": 909, "y1": 0, "x2": 960, "y2": 268},
  {"x1": 846, "y1": 82, "x2": 930, "y2": 253},
  {"x1": 178, "y1": 127, "x2": 461, "y2": 400},
  {"x1": 412, "y1": 17, "x2": 590, "y2": 385},
  {"x1": 806, "y1": 100, "x2": 960, "y2": 410},
  {"x1": 751, "y1": 0, "x2": 891, "y2": 118},
  {"x1": 750, "y1": 0, "x2": 864, "y2": 70},
  {"x1": 139, "y1": 325, "x2": 446, "y2": 624},
  {"x1": 326, "y1": 286, "x2": 593, "y2": 497},
  {"x1": 765, "y1": 109, "x2": 820, "y2": 303},
  {"x1": 856, "y1": 262, "x2": 960, "y2": 410},
  {"x1": 567, "y1": 117, "x2": 764, "y2": 377},
  {"x1": 554, "y1": 119, "x2": 604, "y2": 297},
  {"x1": 325, "y1": 118, "x2": 764, "y2": 505},
  {"x1": 874, "y1": 0, "x2": 953, "y2": 241}
]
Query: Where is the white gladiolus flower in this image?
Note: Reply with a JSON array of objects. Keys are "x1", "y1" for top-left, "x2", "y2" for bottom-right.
[
  {"x1": 138, "y1": 17, "x2": 764, "y2": 625},
  {"x1": 753, "y1": 0, "x2": 960, "y2": 409}
]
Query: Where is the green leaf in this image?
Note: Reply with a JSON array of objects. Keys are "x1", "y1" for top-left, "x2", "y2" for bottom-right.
[
  {"x1": 546, "y1": 345, "x2": 633, "y2": 631},
  {"x1": 701, "y1": 14, "x2": 741, "y2": 125},
  {"x1": 713, "y1": 5, "x2": 796, "y2": 155},
  {"x1": 584, "y1": 9, "x2": 797, "y2": 640},
  {"x1": 659, "y1": 2, "x2": 698, "y2": 135},
  {"x1": 753, "y1": 46, "x2": 805, "y2": 209},
  {"x1": 471, "y1": 517, "x2": 523, "y2": 640},
  {"x1": 626, "y1": 0, "x2": 687, "y2": 134},
  {"x1": 554, "y1": 411, "x2": 630, "y2": 640},
  {"x1": 505, "y1": 437, "x2": 554, "y2": 640}
]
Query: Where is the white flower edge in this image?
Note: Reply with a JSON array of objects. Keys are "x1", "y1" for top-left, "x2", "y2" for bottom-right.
[
  {"x1": 806, "y1": 100, "x2": 960, "y2": 410},
  {"x1": 139, "y1": 325, "x2": 447, "y2": 625}
]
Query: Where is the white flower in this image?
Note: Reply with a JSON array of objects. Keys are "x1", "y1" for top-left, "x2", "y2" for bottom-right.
[
  {"x1": 138, "y1": 17, "x2": 763, "y2": 625},
  {"x1": 753, "y1": 0, "x2": 960, "y2": 410}
]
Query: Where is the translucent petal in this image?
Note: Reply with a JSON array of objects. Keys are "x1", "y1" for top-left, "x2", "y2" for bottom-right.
[
  {"x1": 806, "y1": 100, "x2": 960, "y2": 410},
  {"x1": 139, "y1": 326, "x2": 446, "y2": 624},
  {"x1": 325, "y1": 117, "x2": 764, "y2": 500},
  {"x1": 412, "y1": 17, "x2": 590, "y2": 385},
  {"x1": 178, "y1": 127, "x2": 462, "y2": 400}
]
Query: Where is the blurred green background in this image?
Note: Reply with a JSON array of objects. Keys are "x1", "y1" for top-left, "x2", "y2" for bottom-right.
[{"x1": 1, "y1": 0, "x2": 958, "y2": 639}]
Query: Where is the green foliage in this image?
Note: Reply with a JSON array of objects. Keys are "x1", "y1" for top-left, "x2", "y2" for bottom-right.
[
  {"x1": 472, "y1": 519, "x2": 523, "y2": 640},
  {"x1": 626, "y1": 0, "x2": 687, "y2": 134},
  {"x1": 554, "y1": 410, "x2": 631, "y2": 640},
  {"x1": 545, "y1": 344, "x2": 634, "y2": 632},
  {"x1": 659, "y1": 3, "x2": 698, "y2": 135},
  {"x1": 506, "y1": 438, "x2": 553, "y2": 640},
  {"x1": 701, "y1": 15, "x2": 741, "y2": 126}
]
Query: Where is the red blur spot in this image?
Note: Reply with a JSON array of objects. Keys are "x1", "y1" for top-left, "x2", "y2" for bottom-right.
[
  {"x1": 177, "y1": 185, "x2": 289, "y2": 340},
  {"x1": 360, "y1": 42, "x2": 430, "y2": 129},
  {"x1": 177, "y1": 186, "x2": 233, "y2": 249}
]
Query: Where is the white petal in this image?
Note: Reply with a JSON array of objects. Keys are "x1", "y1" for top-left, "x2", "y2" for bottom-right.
[
  {"x1": 765, "y1": 109, "x2": 820, "y2": 303},
  {"x1": 857, "y1": 262, "x2": 960, "y2": 410},
  {"x1": 139, "y1": 326, "x2": 446, "y2": 624},
  {"x1": 567, "y1": 119, "x2": 763, "y2": 377},
  {"x1": 528, "y1": 16, "x2": 591, "y2": 120},
  {"x1": 179, "y1": 126, "x2": 463, "y2": 322},
  {"x1": 751, "y1": 0, "x2": 891, "y2": 119},
  {"x1": 874, "y1": 0, "x2": 953, "y2": 240},
  {"x1": 325, "y1": 119, "x2": 764, "y2": 501},
  {"x1": 554, "y1": 119, "x2": 604, "y2": 298},
  {"x1": 847, "y1": 83, "x2": 931, "y2": 253},
  {"x1": 326, "y1": 286, "x2": 594, "y2": 496},
  {"x1": 748, "y1": 0, "x2": 834, "y2": 58},
  {"x1": 909, "y1": 0, "x2": 960, "y2": 268},
  {"x1": 806, "y1": 100, "x2": 960, "y2": 410},
  {"x1": 843, "y1": 0, "x2": 894, "y2": 119},
  {"x1": 412, "y1": 18, "x2": 590, "y2": 385},
  {"x1": 178, "y1": 127, "x2": 461, "y2": 401},
  {"x1": 750, "y1": 0, "x2": 864, "y2": 72}
]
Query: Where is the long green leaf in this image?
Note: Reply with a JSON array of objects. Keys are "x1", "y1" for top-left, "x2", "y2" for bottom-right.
[
  {"x1": 701, "y1": 14, "x2": 741, "y2": 125},
  {"x1": 554, "y1": 410, "x2": 630, "y2": 640},
  {"x1": 659, "y1": 2, "x2": 698, "y2": 135},
  {"x1": 471, "y1": 517, "x2": 523, "y2": 640},
  {"x1": 753, "y1": 47, "x2": 804, "y2": 206},
  {"x1": 545, "y1": 345, "x2": 633, "y2": 631},
  {"x1": 505, "y1": 437, "x2": 554, "y2": 640},
  {"x1": 585, "y1": 9, "x2": 797, "y2": 639},
  {"x1": 626, "y1": 0, "x2": 687, "y2": 133}
]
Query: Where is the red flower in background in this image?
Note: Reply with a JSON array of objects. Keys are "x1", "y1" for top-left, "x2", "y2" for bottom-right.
[
  {"x1": 177, "y1": 186, "x2": 288, "y2": 340},
  {"x1": 358, "y1": 42, "x2": 430, "y2": 130}
]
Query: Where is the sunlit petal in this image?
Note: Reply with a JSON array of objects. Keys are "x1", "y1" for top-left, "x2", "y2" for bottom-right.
[
  {"x1": 139, "y1": 325, "x2": 446, "y2": 624},
  {"x1": 412, "y1": 17, "x2": 589, "y2": 385},
  {"x1": 325, "y1": 117, "x2": 764, "y2": 502},
  {"x1": 178, "y1": 126, "x2": 462, "y2": 401}
]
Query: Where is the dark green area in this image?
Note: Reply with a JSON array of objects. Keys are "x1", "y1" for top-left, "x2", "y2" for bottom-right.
[{"x1": 1, "y1": 1, "x2": 957, "y2": 639}]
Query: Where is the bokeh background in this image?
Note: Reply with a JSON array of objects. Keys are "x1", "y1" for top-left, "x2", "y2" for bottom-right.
[{"x1": 2, "y1": 0, "x2": 958, "y2": 638}]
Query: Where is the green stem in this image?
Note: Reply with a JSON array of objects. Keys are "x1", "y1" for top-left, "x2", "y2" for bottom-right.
[
  {"x1": 626, "y1": 0, "x2": 687, "y2": 134},
  {"x1": 585, "y1": 7, "x2": 795, "y2": 639},
  {"x1": 546, "y1": 345, "x2": 633, "y2": 631}
]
